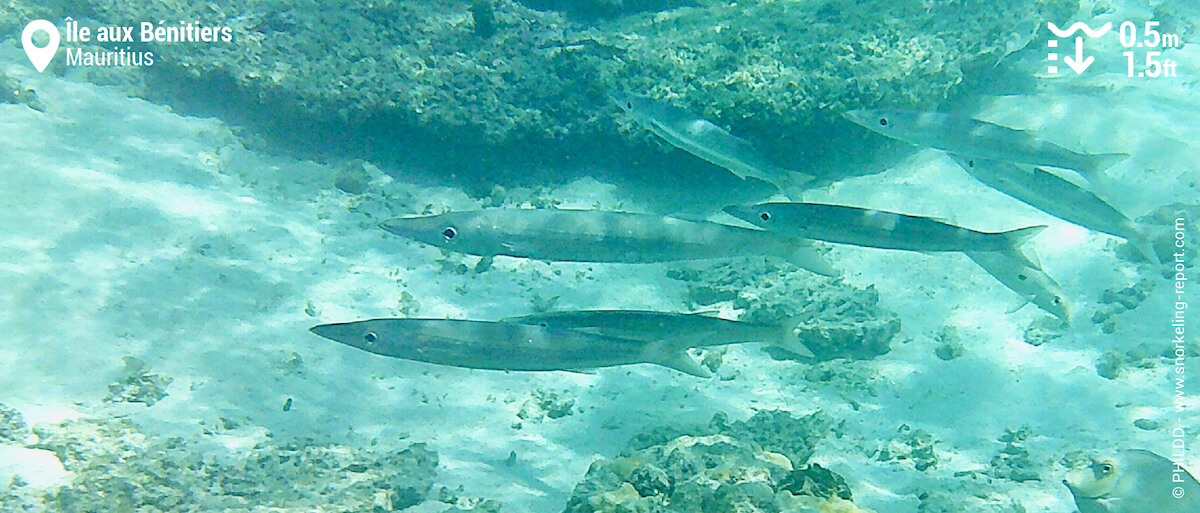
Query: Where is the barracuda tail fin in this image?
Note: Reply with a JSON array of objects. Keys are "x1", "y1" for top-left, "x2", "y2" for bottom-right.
[
  {"x1": 783, "y1": 244, "x2": 839, "y2": 277},
  {"x1": 1002, "y1": 225, "x2": 1048, "y2": 247},
  {"x1": 999, "y1": 225, "x2": 1048, "y2": 270},
  {"x1": 645, "y1": 341, "x2": 712, "y2": 378},
  {"x1": 1134, "y1": 239, "x2": 1160, "y2": 264},
  {"x1": 774, "y1": 316, "x2": 815, "y2": 358},
  {"x1": 1121, "y1": 222, "x2": 1160, "y2": 264},
  {"x1": 776, "y1": 169, "x2": 816, "y2": 201},
  {"x1": 1082, "y1": 152, "x2": 1130, "y2": 177}
]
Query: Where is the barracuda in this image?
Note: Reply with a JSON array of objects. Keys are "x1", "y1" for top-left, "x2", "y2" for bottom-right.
[
  {"x1": 843, "y1": 109, "x2": 1128, "y2": 181},
  {"x1": 502, "y1": 310, "x2": 815, "y2": 357},
  {"x1": 379, "y1": 209, "x2": 837, "y2": 276},
  {"x1": 310, "y1": 318, "x2": 712, "y2": 377},
  {"x1": 721, "y1": 202, "x2": 1045, "y2": 268},
  {"x1": 611, "y1": 91, "x2": 812, "y2": 194},
  {"x1": 965, "y1": 251, "x2": 1070, "y2": 323},
  {"x1": 949, "y1": 154, "x2": 1157, "y2": 262}
]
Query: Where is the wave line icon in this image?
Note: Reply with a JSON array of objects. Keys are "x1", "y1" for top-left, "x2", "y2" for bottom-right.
[{"x1": 1047, "y1": 21, "x2": 1112, "y2": 38}]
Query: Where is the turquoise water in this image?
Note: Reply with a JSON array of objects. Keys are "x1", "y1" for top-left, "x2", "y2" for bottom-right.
[{"x1": 0, "y1": 1, "x2": 1198, "y2": 512}]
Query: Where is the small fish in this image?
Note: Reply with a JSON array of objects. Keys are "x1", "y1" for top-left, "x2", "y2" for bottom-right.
[
  {"x1": 380, "y1": 209, "x2": 837, "y2": 276},
  {"x1": 1064, "y1": 449, "x2": 1200, "y2": 513},
  {"x1": 950, "y1": 154, "x2": 1157, "y2": 262},
  {"x1": 722, "y1": 202, "x2": 1045, "y2": 267},
  {"x1": 965, "y1": 251, "x2": 1070, "y2": 322},
  {"x1": 502, "y1": 310, "x2": 815, "y2": 357},
  {"x1": 842, "y1": 109, "x2": 1129, "y2": 181},
  {"x1": 310, "y1": 318, "x2": 711, "y2": 377},
  {"x1": 610, "y1": 91, "x2": 812, "y2": 194}
]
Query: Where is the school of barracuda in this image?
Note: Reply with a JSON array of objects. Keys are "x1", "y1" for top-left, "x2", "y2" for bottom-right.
[{"x1": 310, "y1": 92, "x2": 1147, "y2": 375}]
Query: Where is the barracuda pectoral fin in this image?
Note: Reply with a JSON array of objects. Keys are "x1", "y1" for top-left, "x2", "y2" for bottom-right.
[{"x1": 644, "y1": 341, "x2": 711, "y2": 378}]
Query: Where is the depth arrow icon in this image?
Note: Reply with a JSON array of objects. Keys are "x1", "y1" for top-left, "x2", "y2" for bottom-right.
[{"x1": 1063, "y1": 36, "x2": 1094, "y2": 74}]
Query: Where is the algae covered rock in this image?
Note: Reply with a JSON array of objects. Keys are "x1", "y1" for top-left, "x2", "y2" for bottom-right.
[
  {"x1": 563, "y1": 409, "x2": 873, "y2": 513},
  {"x1": 517, "y1": 388, "x2": 577, "y2": 423},
  {"x1": 103, "y1": 356, "x2": 173, "y2": 406},
  {"x1": 875, "y1": 424, "x2": 938, "y2": 472},
  {"x1": 989, "y1": 426, "x2": 1040, "y2": 483},
  {"x1": 0, "y1": 70, "x2": 45, "y2": 112}
]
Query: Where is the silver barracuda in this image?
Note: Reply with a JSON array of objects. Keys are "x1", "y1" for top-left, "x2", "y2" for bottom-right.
[
  {"x1": 379, "y1": 209, "x2": 837, "y2": 276},
  {"x1": 965, "y1": 251, "x2": 1070, "y2": 323},
  {"x1": 310, "y1": 318, "x2": 712, "y2": 377},
  {"x1": 843, "y1": 109, "x2": 1129, "y2": 180},
  {"x1": 502, "y1": 310, "x2": 815, "y2": 357},
  {"x1": 721, "y1": 202, "x2": 1045, "y2": 267},
  {"x1": 949, "y1": 154, "x2": 1157, "y2": 262},
  {"x1": 610, "y1": 91, "x2": 812, "y2": 194}
]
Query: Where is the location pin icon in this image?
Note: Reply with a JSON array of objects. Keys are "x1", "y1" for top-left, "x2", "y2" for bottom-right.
[{"x1": 22, "y1": 20, "x2": 60, "y2": 73}]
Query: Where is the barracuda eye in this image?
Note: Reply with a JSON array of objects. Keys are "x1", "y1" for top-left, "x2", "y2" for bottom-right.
[
  {"x1": 442, "y1": 226, "x2": 458, "y2": 240},
  {"x1": 967, "y1": 159, "x2": 976, "y2": 168},
  {"x1": 760, "y1": 212, "x2": 771, "y2": 221},
  {"x1": 1052, "y1": 296, "x2": 1063, "y2": 306},
  {"x1": 878, "y1": 117, "x2": 888, "y2": 127},
  {"x1": 364, "y1": 332, "x2": 378, "y2": 343},
  {"x1": 1099, "y1": 461, "x2": 1114, "y2": 474},
  {"x1": 1017, "y1": 273, "x2": 1028, "y2": 281}
]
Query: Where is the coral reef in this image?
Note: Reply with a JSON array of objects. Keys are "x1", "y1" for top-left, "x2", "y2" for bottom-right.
[
  {"x1": 0, "y1": 403, "x2": 27, "y2": 443},
  {"x1": 77, "y1": 0, "x2": 1076, "y2": 178},
  {"x1": 667, "y1": 261, "x2": 901, "y2": 362},
  {"x1": 0, "y1": 410, "x2": 500, "y2": 512},
  {"x1": 563, "y1": 409, "x2": 870, "y2": 513}
]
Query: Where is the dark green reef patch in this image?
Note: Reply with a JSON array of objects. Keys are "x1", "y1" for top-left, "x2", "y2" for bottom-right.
[{"x1": 52, "y1": 0, "x2": 1075, "y2": 185}]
